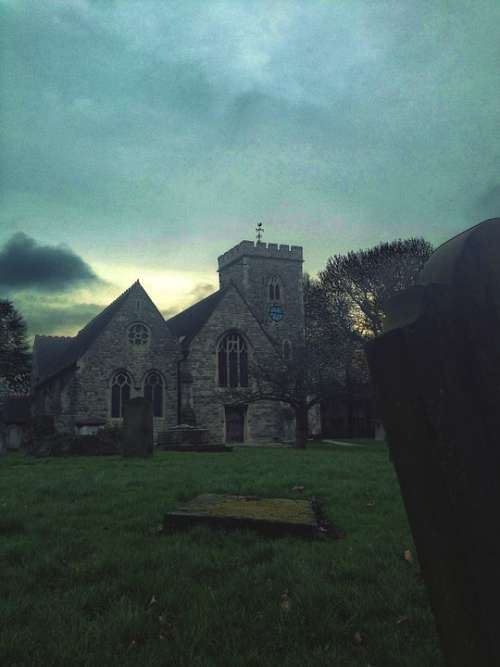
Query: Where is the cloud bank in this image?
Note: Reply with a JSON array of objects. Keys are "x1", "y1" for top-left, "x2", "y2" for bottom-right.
[{"x1": 0, "y1": 232, "x2": 103, "y2": 291}]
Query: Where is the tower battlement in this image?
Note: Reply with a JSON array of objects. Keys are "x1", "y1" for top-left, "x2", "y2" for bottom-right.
[{"x1": 217, "y1": 240, "x2": 303, "y2": 271}]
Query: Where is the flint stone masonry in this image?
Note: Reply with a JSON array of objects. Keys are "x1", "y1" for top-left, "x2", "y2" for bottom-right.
[
  {"x1": 366, "y1": 217, "x2": 500, "y2": 667},
  {"x1": 218, "y1": 240, "x2": 305, "y2": 348},
  {"x1": 32, "y1": 283, "x2": 180, "y2": 440},
  {"x1": 31, "y1": 238, "x2": 309, "y2": 447},
  {"x1": 181, "y1": 285, "x2": 283, "y2": 444},
  {"x1": 122, "y1": 397, "x2": 153, "y2": 457}
]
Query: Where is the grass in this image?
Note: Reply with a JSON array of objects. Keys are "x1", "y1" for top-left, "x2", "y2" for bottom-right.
[{"x1": 0, "y1": 442, "x2": 444, "y2": 667}]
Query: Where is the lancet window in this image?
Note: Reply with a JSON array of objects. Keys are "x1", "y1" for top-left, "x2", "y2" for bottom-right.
[
  {"x1": 217, "y1": 332, "x2": 248, "y2": 388},
  {"x1": 111, "y1": 371, "x2": 131, "y2": 418},
  {"x1": 268, "y1": 276, "x2": 282, "y2": 301},
  {"x1": 144, "y1": 371, "x2": 163, "y2": 418}
]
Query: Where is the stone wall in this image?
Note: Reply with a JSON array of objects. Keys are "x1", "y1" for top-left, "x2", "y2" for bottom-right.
[
  {"x1": 33, "y1": 285, "x2": 181, "y2": 439},
  {"x1": 184, "y1": 286, "x2": 283, "y2": 443},
  {"x1": 218, "y1": 242, "x2": 305, "y2": 349},
  {"x1": 75, "y1": 286, "x2": 180, "y2": 439},
  {"x1": 32, "y1": 368, "x2": 78, "y2": 433}
]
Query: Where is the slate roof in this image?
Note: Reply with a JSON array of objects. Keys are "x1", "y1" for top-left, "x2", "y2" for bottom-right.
[
  {"x1": 33, "y1": 281, "x2": 140, "y2": 386},
  {"x1": 166, "y1": 290, "x2": 224, "y2": 349},
  {"x1": 166, "y1": 283, "x2": 280, "y2": 354},
  {"x1": 34, "y1": 336, "x2": 73, "y2": 383}
]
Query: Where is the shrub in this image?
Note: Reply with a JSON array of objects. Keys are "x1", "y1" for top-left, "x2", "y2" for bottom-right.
[{"x1": 27, "y1": 426, "x2": 123, "y2": 457}]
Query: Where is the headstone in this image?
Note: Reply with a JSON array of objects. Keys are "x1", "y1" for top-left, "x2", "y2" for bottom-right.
[
  {"x1": 122, "y1": 397, "x2": 153, "y2": 457},
  {"x1": 365, "y1": 218, "x2": 500, "y2": 667}
]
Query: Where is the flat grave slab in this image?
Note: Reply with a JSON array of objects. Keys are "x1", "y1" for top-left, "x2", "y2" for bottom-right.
[
  {"x1": 163, "y1": 493, "x2": 343, "y2": 539},
  {"x1": 157, "y1": 444, "x2": 233, "y2": 453}
]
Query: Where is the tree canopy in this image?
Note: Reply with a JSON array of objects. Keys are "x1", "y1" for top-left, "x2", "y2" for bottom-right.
[
  {"x1": 319, "y1": 238, "x2": 434, "y2": 339},
  {"x1": 0, "y1": 299, "x2": 31, "y2": 395}
]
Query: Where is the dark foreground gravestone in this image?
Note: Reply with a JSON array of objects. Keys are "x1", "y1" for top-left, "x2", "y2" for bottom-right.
[
  {"x1": 366, "y1": 218, "x2": 500, "y2": 667},
  {"x1": 122, "y1": 397, "x2": 153, "y2": 457}
]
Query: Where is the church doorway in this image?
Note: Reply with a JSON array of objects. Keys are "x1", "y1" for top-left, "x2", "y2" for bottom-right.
[{"x1": 225, "y1": 405, "x2": 246, "y2": 443}]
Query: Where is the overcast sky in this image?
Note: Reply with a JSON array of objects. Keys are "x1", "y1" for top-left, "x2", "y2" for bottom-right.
[{"x1": 1, "y1": 0, "x2": 499, "y2": 338}]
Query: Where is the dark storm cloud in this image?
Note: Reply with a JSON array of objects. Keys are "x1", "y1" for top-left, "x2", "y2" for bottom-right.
[{"x1": 0, "y1": 233, "x2": 102, "y2": 291}]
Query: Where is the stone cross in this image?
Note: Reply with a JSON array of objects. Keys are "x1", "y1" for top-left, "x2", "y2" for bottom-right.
[
  {"x1": 366, "y1": 218, "x2": 500, "y2": 667},
  {"x1": 122, "y1": 397, "x2": 153, "y2": 457}
]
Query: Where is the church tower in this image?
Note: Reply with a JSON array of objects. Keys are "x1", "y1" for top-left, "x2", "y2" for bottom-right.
[{"x1": 217, "y1": 240, "x2": 305, "y2": 351}]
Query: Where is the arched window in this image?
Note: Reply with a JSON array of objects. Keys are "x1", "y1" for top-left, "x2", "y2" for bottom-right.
[
  {"x1": 144, "y1": 371, "x2": 163, "y2": 417},
  {"x1": 268, "y1": 276, "x2": 282, "y2": 302},
  {"x1": 282, "y1": 340, "x2": 292, "y2": 361},
  {"x1": 111, "y1": 371, "x2": 131, "y2": 418},
  {"x1": 217, "y1": 333, "x2": 248, "y2": 388}
]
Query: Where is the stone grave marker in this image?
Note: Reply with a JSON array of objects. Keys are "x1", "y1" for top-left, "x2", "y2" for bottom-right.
[
  {"x1": 164, "y1": 493, "x2": 342, "y2": 539},
  {"x1": 122, "y1": 397, "x2": 153, "y2": 457},
  {"x1": 366, "y1": 218, "x2": 500, "y2": 667}
]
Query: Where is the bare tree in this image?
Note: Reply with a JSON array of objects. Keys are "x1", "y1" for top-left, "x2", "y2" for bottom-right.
[
  {"x1": 228, "y1": 239, "x2": 433, "y2": 446},
  {"x1": 230, "y1": 275, "x2": 345, "y2": 449},
  {"x1": 319, "y1": 238, "x2": 434, "y2": 339}
]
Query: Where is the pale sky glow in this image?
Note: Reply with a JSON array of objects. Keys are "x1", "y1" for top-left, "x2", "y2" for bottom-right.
[{"x1": 1, "y1": 0, "x2": 499, "y2": 337}]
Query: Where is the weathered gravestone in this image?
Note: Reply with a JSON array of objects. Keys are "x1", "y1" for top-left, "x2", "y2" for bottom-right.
[
  {"x1": 366, "y1": 218, "x2": 500, "y2": 667},
  {"x1": 122, "y1": 397, "x2": 153, "y2": 457}
]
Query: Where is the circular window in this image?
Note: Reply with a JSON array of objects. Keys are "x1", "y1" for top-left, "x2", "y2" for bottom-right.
[{"x1": 128, "y1": 323, "x2": 149, "y2": 346}]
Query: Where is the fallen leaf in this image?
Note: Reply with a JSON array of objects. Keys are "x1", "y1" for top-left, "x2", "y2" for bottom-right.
[
  {"x1": 404, "y1": 550, "x2": 413, "y2": 563},
  {"x1": 127, "y1": 640, "x2": 137, "y2": 651},
  {"x1": 366, "y1": 500, "x2": 376, "y2": 507},
  {"x1": 396, "y1": 615, "x2": 409, "y2": 625},
  {"x1": 148, "y1": 595, "x2": 157, "y2": 607},
  {"x1": 292, "y1": 485, "x2": 304, "y2": 492},
  {"x1": 353, "y1": 631, "x2": 363, "y2": 645}
]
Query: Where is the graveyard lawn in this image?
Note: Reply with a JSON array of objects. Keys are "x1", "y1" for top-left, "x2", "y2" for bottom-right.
[{"x1": 0, "y1": 442, "x2": 444, "y2": 667}]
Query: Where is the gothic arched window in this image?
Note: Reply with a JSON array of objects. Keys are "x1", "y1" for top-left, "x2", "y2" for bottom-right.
[
  {"x1": 111, "y1": 371, "x2": 131, "y2": 418},
  {"x1": 217, "y1": 333, "x2": 248, "y2": 388},
  {"x1": 282, "y1": 340, "x2": 292, "y2": 361},
  {"x1": 144, "y1": 371, "x2": 163, "y2": 417},
  {"x1": 268, "y1": 276, "x2": 282, "y2": 302}
]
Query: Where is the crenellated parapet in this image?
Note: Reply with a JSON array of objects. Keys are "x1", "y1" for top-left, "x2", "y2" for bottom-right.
[{"x1": 218, "y1": 240, "x2": 303, "y2": 271}]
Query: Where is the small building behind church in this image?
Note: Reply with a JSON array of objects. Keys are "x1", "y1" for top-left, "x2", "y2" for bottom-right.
[{"x1": 31, "y1": 240, "x2": 306, "y2": 445}]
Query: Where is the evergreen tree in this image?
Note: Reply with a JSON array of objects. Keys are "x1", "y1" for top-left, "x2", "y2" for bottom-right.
[{"x1": 0, "y1": 299, "x2": 31, "y2": 394}]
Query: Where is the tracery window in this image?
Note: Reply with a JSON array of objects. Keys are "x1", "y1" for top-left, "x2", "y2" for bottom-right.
[
  {"x1": 217, "y1": 332, "x2": 248, "y2": 388},
  {"x1": 268, "y1": 276, "x2": 282, "y2": 301},
  {"x1": 128, "y1": 323, "x2": 149, "y2": 347},
  {"x1": 111, "y1": 371, "x2": 131, "y2": 418},
  {"x1": 144, "y1": 371, "x2": 163, "y2": 417}
]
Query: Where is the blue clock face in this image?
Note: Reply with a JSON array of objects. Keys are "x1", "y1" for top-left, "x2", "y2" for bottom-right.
[{"x1": 270, "y1": 304, "x2": 284, "y2": 321}]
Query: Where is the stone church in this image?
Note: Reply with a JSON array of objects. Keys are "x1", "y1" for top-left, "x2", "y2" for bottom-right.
[{"x1": 31, "y1": 240, "x2": 307, "y2": 444}]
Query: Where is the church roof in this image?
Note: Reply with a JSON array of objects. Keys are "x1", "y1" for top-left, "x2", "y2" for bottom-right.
[
  {"x1": 33, "y1": 281, "x2": 140, "y2": 386},
  {"x1": 166, "y1": 290, "x2": 224, "y2": 349},
  {"x1": 33, "y1": 335, "x2": 73, "y2": 383}
]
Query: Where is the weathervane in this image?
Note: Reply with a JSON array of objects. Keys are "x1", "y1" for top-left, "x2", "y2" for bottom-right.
[{"x1": 256, "y1": 222, "x2": 264, "y2": 244}]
